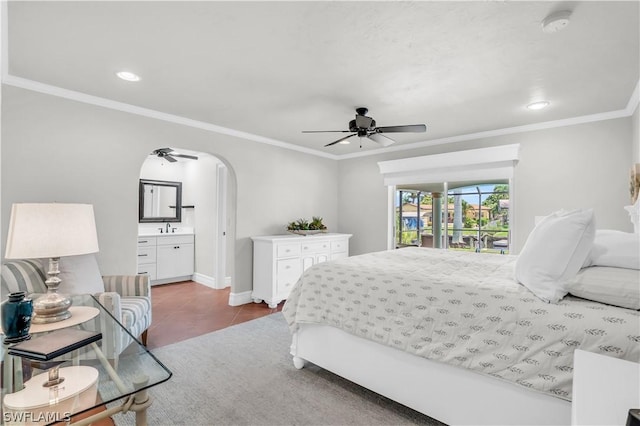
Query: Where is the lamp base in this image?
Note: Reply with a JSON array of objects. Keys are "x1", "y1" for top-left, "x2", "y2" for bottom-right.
[
  {"x1": 32, "y1": 257, "x2": 73, "y2": 324},
  {"x1": 32, "y1": 309, "x2": 71, "y2": 324},
  {"x1": 32, "y1": 293, "x2": 72, "y2": 323}
]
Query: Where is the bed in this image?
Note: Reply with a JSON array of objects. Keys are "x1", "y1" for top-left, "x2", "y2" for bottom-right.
[{"x1": 282, "y1": 234, "x2": 640, "y2": 425}]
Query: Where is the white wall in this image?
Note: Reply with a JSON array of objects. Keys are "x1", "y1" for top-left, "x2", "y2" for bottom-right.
[
  {"x1": 1, "y1": 85, "x2": 339, "y2": 296},
  {"x1": 188, "y1": 154, "x2": 222, "y2": 280},
  {"x1": 338, "y1": 117, "x2": 633, "y2": 256}
]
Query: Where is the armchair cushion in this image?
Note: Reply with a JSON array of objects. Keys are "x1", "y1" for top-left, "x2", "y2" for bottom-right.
[
  {"x1": 1, "y1": 259, "x2": 47, "y2": 295},
  {"x1": 102, "y1": 275, "x2": 150, "y2": 298},
  {"x1": 51, "y1": 255, "x2": 104, "y2": 295}
]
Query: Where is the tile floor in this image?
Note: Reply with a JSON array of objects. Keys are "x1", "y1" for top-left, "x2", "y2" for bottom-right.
[{"x1": 146, "y1": 280, "x2": 283, "y2": 349}]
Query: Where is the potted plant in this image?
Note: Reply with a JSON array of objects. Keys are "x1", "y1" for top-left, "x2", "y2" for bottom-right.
[{"x1": 287, "y1": 216, "x2": 327, "y2": 235}]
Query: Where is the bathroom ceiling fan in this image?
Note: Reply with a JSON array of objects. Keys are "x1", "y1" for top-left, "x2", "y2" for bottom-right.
[
  {"x1": 302, "y1": 107, "x2": 427, "y2": 147},
  {"x1": 151, "y1": 148, "x2": 198, "y2": 162}
]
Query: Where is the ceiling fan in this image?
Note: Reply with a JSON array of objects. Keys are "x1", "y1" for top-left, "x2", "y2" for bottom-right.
[
  {"x1": 151, "y1": 148, "x2": 198, "y2": 162},
  {"x1": 302, "y1": 107, "x2": 426, "y2": 148}
]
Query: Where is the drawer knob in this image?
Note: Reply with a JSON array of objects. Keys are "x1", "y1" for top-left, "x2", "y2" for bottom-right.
[
  {"x1": 286, "y1": 265, "x2": 291, "y2": 269},
  {"x1": 139, "y1": 240, "x2": 148, "y2": 243}
]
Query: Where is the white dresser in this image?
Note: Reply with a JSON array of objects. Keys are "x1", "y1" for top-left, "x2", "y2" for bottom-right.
[
  {"x1": 137, "y1": 234, "x2": 195, "y2": 285},
  {"x1": 251, "y1": 233, "x2": 352, "y2": 308}
]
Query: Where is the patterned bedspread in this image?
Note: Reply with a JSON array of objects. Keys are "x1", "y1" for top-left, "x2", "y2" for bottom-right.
[{"x1": 282, "y1": 248, "x2": 640, "y2": 400}]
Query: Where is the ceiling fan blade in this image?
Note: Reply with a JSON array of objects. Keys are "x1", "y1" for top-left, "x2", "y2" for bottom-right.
[
  {"x1": 164, "y1": 154, "x2": 178, "y2": 163},
  {"x1": 376, "y1": 124, "x2": 426, "y2": 133},
  {"x1": 325, "y1": 133, "x2": 356, "y2": 147},
  {"x1": 302, "y1": 130, "x2": 351, "y2": 133},
  {"x1": 367, "y1": 133, "x2": 396, "y2": 147},
  {"x1": 174, "y1": 154, "x2": 199, "y2": 160}
]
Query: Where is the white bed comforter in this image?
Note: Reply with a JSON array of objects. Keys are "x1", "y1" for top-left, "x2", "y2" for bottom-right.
[{"x1": 282, "y1": 248, "x2": 640, "y2": 400}]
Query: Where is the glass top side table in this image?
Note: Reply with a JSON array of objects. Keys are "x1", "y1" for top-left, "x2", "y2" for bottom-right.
[{"x1": 1, "y1": 294, "x2": 172, "y2": 425}]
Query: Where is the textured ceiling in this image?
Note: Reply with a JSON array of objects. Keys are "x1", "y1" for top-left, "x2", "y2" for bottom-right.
[{"x1": 6, "y1": 1, "x2": 639, "y2": 156}]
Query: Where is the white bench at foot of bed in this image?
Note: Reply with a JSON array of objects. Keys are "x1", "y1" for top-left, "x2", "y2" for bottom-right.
[{"x1": 290, "y1": 323, "x2": 571, "y2": 426}]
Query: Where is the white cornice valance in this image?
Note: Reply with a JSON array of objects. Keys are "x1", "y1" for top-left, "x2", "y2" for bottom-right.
[{"x1": 377, "y1": 144, "x2": 520, "y2": 186}]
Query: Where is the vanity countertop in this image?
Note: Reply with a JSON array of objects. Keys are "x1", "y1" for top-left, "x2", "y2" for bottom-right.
[
  {"x1": 138, "y1": 227, "x2": 194, "y2": 237},
  {"x1": 139, "y1": 231, "x2": 194, "y2": 237}
]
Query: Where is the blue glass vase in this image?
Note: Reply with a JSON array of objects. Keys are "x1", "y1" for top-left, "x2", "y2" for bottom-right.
[{"x1": 1, "y1": 292, "x2": 33, "y2": 344}]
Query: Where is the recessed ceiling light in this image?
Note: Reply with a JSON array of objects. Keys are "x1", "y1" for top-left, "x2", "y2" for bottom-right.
[
  {"x1": 541, "y1": 10, "x2": 571, "y2": 34},
  {"x1": 527, "y1": 101, "x2": 550, "y2": 110},
  {"x1": 338, "y1": 140, "x2": 351, "y2": 145},
  {"x1": 116, "y1": 71, "x2": 140, "y2": 82}
]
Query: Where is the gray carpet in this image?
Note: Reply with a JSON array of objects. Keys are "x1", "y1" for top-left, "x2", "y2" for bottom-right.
[{"x1": 114, "y1": 313, "x2": 444, "y2": 426}]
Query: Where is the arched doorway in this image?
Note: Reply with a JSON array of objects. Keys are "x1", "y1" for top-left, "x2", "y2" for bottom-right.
[{"x1": 139, "y1": 147, "x2": 238, "y2": 304}]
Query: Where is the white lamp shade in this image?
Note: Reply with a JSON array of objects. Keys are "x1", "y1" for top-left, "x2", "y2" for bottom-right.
[{"x1": 5, "y1": 203, "x2": 99, "y2": 259}]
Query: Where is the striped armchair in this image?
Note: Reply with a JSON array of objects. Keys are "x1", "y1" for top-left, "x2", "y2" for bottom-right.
[{"x1": 1, "y1": 259, "x2": 152, "y2": 365}]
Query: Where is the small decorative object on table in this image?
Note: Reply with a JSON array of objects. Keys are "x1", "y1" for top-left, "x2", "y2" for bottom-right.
[
  {"x1": 287, "y1": 216, "x2": 327, "y2": 235},
  {"x1": 1, "y1": 291, "x2": 33, "y2": 344}
]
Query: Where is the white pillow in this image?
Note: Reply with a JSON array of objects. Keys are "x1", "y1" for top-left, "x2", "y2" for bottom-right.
[
  {"x1": 569, "y1": 266, "x2": 640, "y2": 310},
  {"x1": 583, "y1": 230, "x2": 640, "y2": 270},
  {"x1": 39, "y1": 254, "x2": 104, "y2": 295},
  {"x1": 515, "y1": 208, "x2": 595, "y2": 303}
]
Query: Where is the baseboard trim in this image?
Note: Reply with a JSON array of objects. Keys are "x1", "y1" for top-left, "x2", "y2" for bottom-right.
[
  {"x1": 228, "y1": 290, "x2": 252, "y2": 306},
  {"x1": 192, "y1": 273, "x2": 232, "y2": 290},
  {"x1": 192, "y1": 273, "x2": 215, "y2": 288}
]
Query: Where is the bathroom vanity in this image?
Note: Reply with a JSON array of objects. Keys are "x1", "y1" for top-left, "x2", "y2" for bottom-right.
[{"x1": 137, "y1": 232, "x2": 194, "y2": 285}]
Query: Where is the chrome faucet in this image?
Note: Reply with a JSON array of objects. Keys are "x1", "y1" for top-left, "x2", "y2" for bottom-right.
[{"x1": 166, "y1": 223, "x2": 171, "y2": 233}]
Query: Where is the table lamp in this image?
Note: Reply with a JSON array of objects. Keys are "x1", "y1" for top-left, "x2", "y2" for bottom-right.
[{"x1": 4, "y1": 203, "x2": 99, "y2": 324}]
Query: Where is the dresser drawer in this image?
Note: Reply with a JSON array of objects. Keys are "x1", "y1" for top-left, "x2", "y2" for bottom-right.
[
  {"x1": 137, "y1": 237, "x2": 156, "y2": 247},
  {"x1": 137, "y1": 268, "x2": 156, "y2": 281},
  {"x1": 301, "y1": 241, "x2": 330, "y2": 253},
  {"x1": 277, "y1": 243, "x2": 301, "y2": 258},
  {"x1": 331, "y1": 240, "x2": 348, "y2": 253},
  {"x1": 137, "y1": 246, "x2": 156, "y2": 264},
  {"x1": 276, "y1": 258, "x2": 301, "y2": 293}
]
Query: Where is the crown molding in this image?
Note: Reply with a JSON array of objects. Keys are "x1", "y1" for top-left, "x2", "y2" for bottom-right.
[
  {"x1": 338, "y1": 106, "x2": 633, "y2": 160},
  {"x1": 626, "y1": 79, "x2": 639, "y2": 116},
  {"x1": 1, "y1": 74, "x2": 340, "y2": 160},
  {"x1": 2, "y1": 73, "x2": 638, "y2": 162}
]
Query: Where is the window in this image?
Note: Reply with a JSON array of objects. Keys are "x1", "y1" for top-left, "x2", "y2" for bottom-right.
[
  {"x1": 395, "y1": 182, "x2": 510, "y2": 254},
  {"x1": 380, "y1": 145, "x2": 519, "y2": 252}
]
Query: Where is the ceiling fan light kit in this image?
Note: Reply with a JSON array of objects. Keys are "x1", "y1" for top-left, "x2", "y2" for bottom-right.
[{"x1": 302, "y1": 107, "x2": 426, "y2": 148}]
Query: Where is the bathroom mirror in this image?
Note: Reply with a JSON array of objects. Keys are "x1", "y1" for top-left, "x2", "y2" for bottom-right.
[{"x1": 139, "y1": 179, "x2": 182, "y2": 223}]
